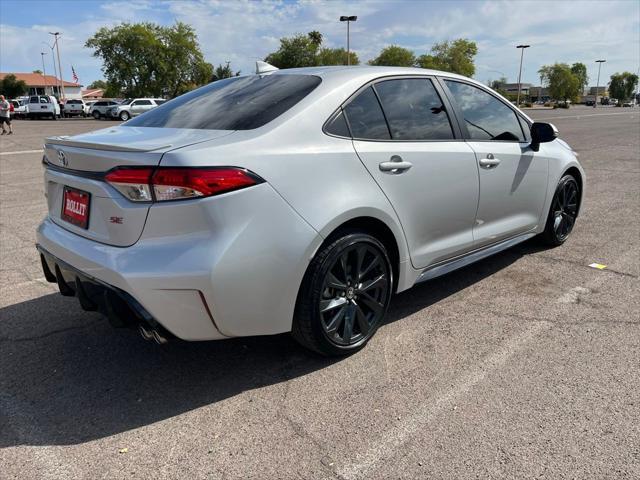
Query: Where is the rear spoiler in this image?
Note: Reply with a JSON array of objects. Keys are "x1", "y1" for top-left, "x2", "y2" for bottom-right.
[{"x1": 45, "y1": 135, "x2": 172, "y2": 153}]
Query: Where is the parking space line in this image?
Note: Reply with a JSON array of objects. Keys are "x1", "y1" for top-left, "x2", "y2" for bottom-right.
[
  {"x1": 535, "y1": 112, "x2": 636, "y2": 121},
  {"x1": 336, "y1": 320, "x2": 552, "y2": 480},
  {"x1": 0, "y1": 149, "x2": 43, "y2": 156}
]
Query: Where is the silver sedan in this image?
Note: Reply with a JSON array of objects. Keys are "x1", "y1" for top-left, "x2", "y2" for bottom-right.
[{"x1": 37, "y1": 65, "x2": 584, "y2": 355}]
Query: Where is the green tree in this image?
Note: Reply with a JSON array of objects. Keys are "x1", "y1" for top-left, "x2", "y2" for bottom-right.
[
  {"x1": 609, "y1": 72, "x2": 639, "y2": 103},
  {"x1": 87, "y1": 79, "x2": 108, "y2": 90},
  {"x1": 264, "y1": 32, "x2": 323, "y2": 68},
  {"x1": 85, "y1": 22, "x2": 212, "y2": 98},
  {"x1": 542, "y1": 63, "x2": 580, "y2": 103},
  {"x1": 368, "y1": 45, "x2": 415, "y2": 67},
  {"x1": 538, "y1": 65, "x2": 553, "y2": 86},
  {"x1": 416, "y1": 39, "x2": 478, "y2": 76},
  {"x1": 211, "y1": 62, "x2": 240, "y2": 81},
  {"x1": 489, "y1": 77, "x2": 509, "y2": 97},
  {"x1": 317, "y1": 47, "x2": 359, "y2": 66},
  {"x1": 570, "y1": 62, "x2": 588, "y2": 94},
  {"x1": 0, "y1": 74, "x2": 28, "y2": 98}
]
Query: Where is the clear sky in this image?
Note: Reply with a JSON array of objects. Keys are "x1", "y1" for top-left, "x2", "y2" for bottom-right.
[{"x1": 1, "y1": 0, "x2": 638, "y2": 88}]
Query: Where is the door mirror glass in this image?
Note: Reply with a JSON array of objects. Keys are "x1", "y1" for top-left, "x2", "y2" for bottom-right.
[{"x1": 530, "y1": 122, "x2": 558, "y2": 150}]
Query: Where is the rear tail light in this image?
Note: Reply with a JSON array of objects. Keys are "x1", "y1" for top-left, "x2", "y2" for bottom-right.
[{"x1": 105, "y1": 167, "x2": 262, "y2": 202}]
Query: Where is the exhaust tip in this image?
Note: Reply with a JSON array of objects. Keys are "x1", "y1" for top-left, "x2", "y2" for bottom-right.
[{"x1": 152, "y1": 330, "x2": 168, "y2": 345}]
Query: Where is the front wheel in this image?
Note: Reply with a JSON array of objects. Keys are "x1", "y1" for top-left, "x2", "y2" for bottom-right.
[
  {"x1": 119, "y1": 111, "x2": 130, "y2": 121},
  {"x1": 92, "y1": 110, "x2": 100, "y2": 119},
  {"x1": 292, "y1": 232, "x2": 393, "y2": 356},
  {"x1": 540, "y1": 174, "x2": 580, "y2": 246}
]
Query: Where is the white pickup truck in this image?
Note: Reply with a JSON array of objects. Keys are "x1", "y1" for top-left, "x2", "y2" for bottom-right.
[
  {"x1": 63, "y1": 99, "x2": 89, "y2": 117},
  {"x1": 26, "y1": 95, "x2": 61, "y2": 120}
]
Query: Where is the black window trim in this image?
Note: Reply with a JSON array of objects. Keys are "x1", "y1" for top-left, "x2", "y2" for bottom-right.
[
  {"x1": 436, "y1": 77, "x2": 531, "y2": 144},
  {"x1": 322, "y1": 74, "x2": 464, "y2": 142}
]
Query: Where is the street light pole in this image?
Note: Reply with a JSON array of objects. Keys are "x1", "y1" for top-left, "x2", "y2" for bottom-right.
[
  {"x1": 339, "y1": 16, "x2": 357, "y2": 66},
  {"x1": 40, "y1": 52, "x2": 48, "y2": 94},
  {"x1": 43, "y1": 42, "x2": 59, "y2": 97},
  {"x1": 49, "y1": 32, "x2": 65, "y2": 101},
  {"x1": 594, "y1": 59, "x2": 606, "y2": 108},
  {"x1": 516, "y1": 44, "x2": 530, "y2": 107}
]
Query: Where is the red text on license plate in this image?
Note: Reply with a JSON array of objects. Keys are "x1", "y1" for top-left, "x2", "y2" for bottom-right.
[{"x1": 61, "y1": 187, "x2": 90, "y2": 229}]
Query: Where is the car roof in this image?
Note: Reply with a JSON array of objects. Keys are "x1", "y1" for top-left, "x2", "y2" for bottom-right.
[{"x1": 272, "y1": 65, "x2": 471, "y2": 82}]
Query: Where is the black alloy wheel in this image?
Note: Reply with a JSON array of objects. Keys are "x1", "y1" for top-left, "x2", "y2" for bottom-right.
[
  {"x1": 542, "y1": 174, "x2": 580, "y2": 245},
  {"x1": 293, "y1": 233, "x2": 393, "y2": 356}
]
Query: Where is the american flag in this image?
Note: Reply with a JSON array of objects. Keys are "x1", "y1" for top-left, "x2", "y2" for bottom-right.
[{"x1": 71, "y1": 66, "x2": 79, "y2": 84}]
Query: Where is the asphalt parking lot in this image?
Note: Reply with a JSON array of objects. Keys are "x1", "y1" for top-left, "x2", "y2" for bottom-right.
[{"x1": 1, "y1": 107, "x2": 639, "y2": 479}]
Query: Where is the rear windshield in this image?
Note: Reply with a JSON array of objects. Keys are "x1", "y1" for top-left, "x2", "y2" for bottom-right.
[{"x1": 125, "y1": 74, "x2": 321, "y2": 130}]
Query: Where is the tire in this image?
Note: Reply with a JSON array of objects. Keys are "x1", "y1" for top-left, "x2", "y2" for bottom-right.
[
  {"x1": 540, "y1": 174, "x2": 580, "y2": 246},
  {"x1": 92, "y1": 110, "x2": 101, "y2": 119},
  {"x1": 292, "y1": 232, "x2": 393, "y2": 356},
  {"x1": 52, "y1": 113, "x2": 58, "y2": 120},
  {"x1": 119, "y1": 111, "x2": 130, "y2": 121}
]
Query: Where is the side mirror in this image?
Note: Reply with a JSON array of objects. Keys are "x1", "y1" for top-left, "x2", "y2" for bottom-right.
[{"x1": 530, "y1": 122, "x2": 558, "y2": 151}]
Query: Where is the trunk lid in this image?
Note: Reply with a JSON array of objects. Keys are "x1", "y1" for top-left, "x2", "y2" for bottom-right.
[{"x1": 43, "y1": 126, "x2": 235, "y2": 247}]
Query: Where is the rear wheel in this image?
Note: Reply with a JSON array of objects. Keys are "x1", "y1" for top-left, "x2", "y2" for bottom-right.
[
  {"x1": 540, "y1": 174, "x2": 580, "y2": 246},
  {"x1": 119, "y1": 111, "x2": 130, "y2": 121},
  {"x1": 292, "y1": 232, "x2": 393, "y2": 356},
  {"x1": 92, "y1": 110, "x2": 100, "y2": 119}
]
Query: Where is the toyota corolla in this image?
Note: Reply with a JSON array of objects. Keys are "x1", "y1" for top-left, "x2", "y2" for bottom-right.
[{"x1": 37, "y1": 64, "x2": 584, "y2": 355}]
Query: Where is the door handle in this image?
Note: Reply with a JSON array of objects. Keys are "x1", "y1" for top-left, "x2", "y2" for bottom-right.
[
  {"x1": 379, "y1": 155, "x2": 413, "y2": 173},
  {"x1": 479, "y1": 154, "x2": 501, "y2": 169}
]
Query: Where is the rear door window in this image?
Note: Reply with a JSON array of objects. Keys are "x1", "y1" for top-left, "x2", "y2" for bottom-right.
[
  {"x1": 126, "y1": 75, "x2": 321, "y2": 130},
  {"x1": 343, "y1": 87, "x2": 391, "y2": 140},
  {"x1": 444, "y1": 80, "x2": 525, "y2": 142},
  {"x1": 374, "y1": 78, "x2": 454, "y2": 140}
]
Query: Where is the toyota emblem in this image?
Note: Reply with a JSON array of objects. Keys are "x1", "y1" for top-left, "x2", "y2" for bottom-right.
[{"x1": 57, "y1": 150, "x2": 68, "y2": 167}]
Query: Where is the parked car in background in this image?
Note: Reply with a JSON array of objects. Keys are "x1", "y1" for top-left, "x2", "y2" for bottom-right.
[
  {"x1": 36, "y1": 65, "x2": 584, "y2": 355},
  {"x1": 63, "y1": 99, "x2": 89, "y2": 117},
  {"x1": 26, "y1": 95, "x2": 60, "y2": 119},
  {"x1": 89, "y1": 100, "x2": 119, "y2": 119},
  {"x1": 622, "y1": 101, "x2": 635, "y2": 107},
  {"x1": 10, "y1": 99, "x2": 28, "y2": 119},
  {"x1": 106, "y1": 98, "x2": 166, "y2": 121}
]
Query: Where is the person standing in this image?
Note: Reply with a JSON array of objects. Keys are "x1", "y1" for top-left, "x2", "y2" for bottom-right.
[{"x1": 0, "y1": 95, "x2": 13, "y2": 135}]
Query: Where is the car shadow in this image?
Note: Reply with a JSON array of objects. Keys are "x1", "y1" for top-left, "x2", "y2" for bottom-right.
[{"x1": 0, "y1": 239, "x2": 543, "y2": 447}]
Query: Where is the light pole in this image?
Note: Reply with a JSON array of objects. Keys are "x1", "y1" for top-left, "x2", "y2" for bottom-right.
[
  {"x1": 594, "y1": 59, "x2": 606, "y2": 108},
  {"x1": 40, "y1": 52, "x2": 48, "y2": 95},
  {"x1": 339, "y1": 16, "x2": 357, "y2": 66},
  {"x1": 516, "y1": 44, "x2": 530, "y2": 107},
  {"x1": 43, "y1": 42, "x2": 59, "y2": 97},
  {"x1": 49, "y1": 32, "x2": 65, "y2": 101}
]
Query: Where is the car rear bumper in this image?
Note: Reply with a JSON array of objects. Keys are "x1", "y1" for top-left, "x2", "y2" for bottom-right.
[
  {"x1": 37, "y1": 244, "x2": 172, "y2": 339},
  {"x1": 36, "y1": 182, "x2": 322, "y2": 341}
]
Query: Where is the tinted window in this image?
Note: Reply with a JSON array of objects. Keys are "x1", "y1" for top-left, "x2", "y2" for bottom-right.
[
  {"x1": 343, "y1": 87, "x2": 390, "y2": 140},
  {"x1": 133, "y1": 100, "x2": 153, "y2": 106},
  {"x1": 445, "y1": 81, "x2": 524, "y2": 141},
  {"x1": 518, "y1": 115, "x2": 531, "y2": 142},
  {"x1": 126, "y1": 75, "x2": 321, "y2": 130},
  {"x1": 154, "y1": 99, "x2": 166, "y2": 105},
  {"x1": 325, "y1": 110, "x2": 351, "y2": 137},
  {"x1": 29, "y1": 96, "x2": 38, "y2": 103},
  {"x1": 375, "y1": 79, "x2": 454, "y2": 140}
]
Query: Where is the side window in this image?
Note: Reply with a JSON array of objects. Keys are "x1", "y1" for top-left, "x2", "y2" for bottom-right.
[
  {"x1": 325, "y1": 110, "x2": 351, "y2": 137},
  {"x1": 135, "y1": 100, "x2": 152, "y2": 106},
  {"x1": 374, "y1": 78, "x2": 454, "y2": 140},
  {"x1": 29, "y1": 96, "x2": 38, "y2": 103},
  {"x1": 444, "y1": 80, "x2": 525, "y2": 142},
  {"x1": 518, "y1": 115, "x2": 531, "y2": 142},
  {"x1": 343, "y1": 87, "x2": 391, "y2": 140}
]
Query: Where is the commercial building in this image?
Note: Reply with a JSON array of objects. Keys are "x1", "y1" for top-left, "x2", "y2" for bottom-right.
[{"x1": 0, "y1": 72, "x2": 83, "y2": 100}]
